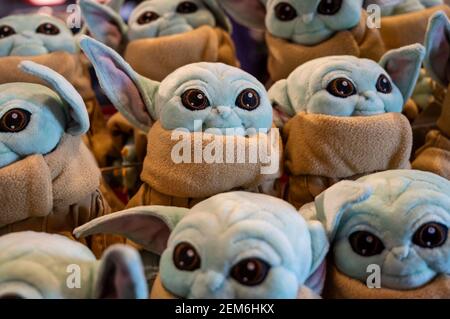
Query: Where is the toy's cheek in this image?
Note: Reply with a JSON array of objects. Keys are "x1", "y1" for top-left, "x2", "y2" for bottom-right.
[
  {"x1": 379, "y1": 88, "x2": 404, "y2": 113},
  {"x1": 307, "y1": 91, "x2": 357, "y2": 116},
  {"x1": 0, "y1": 143, "x2": 20, "y2": 168},
  {"x1": 0, "y1": 38, "x2": 14, "y2": 57},
  {"x1": 159, "y1": 249, "x2": 197, "y2": 298}
]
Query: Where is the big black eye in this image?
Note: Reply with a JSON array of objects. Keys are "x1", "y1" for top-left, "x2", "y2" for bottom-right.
[
  {"x1": 413, "y1": 222, "x2": 448, "y2": 249},
  {"x1": 376, "y1": 74, "x2": 393, "y2": 94},
  {"x1": 0, "y1": 109, "x2": 31, "y2": 133},
  {"x1": 0, "y1": 25, "x2": 15, "y2": 39},
  {"x1": 36, "y1": 23, "x2": 60, "y2": 35},
  {"x1": 327, "y1": 78, "x2": 357, "y2": 98},
  {"x1": 317, "y1": 0, "x2": 343, "y2": 15},
  {"x1": 274, "y1": 2, "x2": 298, "y2": 21},
  {"x1": 349, "y1": 231, "x2": 385, "y2": 257},
  {"x1": 236, "y1": 89, "x2": 260, "y2": 111},
  {"x1": 177, "y1": 1, "x2": 198, "y2": 14},
  {"x1": 137, "y1": 11, "x2": 160, "y2": 25},
  {"x1": 181, "y1": 89, "x2": 210, "y2": 110},
  {"x1": 230, "y1": 258, "x2": 270, "y2": 286},
  {"x1": 173, "y1": 242, "x2": 201, "y2": 271}
]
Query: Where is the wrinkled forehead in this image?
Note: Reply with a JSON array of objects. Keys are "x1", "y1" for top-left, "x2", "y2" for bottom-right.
[
  {"x1": 0, "y1": 83, "x2": 60, "y2": 105},
  {"x1": 0, "y1": 14, "x2": 70, "y2": 33},
  {"x1": 132, "y1": 0, "x2": 205, "y2": 14}
]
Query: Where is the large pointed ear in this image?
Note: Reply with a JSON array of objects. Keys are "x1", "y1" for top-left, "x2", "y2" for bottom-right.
[
  {"x1": 220, "y1": 0, "x2": 266, "y2": 30},
  {"x1": 95, "y1": 245, "x2": 147, "y2": 299},
  {"x1": 379, "y1": 44, "x2": 426, "y2": 102},
  {"x1": 424, "y1": 11, "x2": 450, "y2": 87},
  {"x1": 74, "y1": 206, "x2": 189, "y2": 254},
  {"x1": 306, "y1": 220, "x2": 329, "y2": 275},
  {"x1": 79, "y1": 0, "x2": 127, "y2": 52},
  {"x1": 79, "y1": 36, "x2": 159, "y2": 132},
  {"x1": 18, "y1": 61, "x2": 89, "y2": 136}
]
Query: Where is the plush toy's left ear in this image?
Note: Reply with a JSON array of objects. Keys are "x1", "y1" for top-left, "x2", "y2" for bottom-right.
[
  {"x1": 74, "y1": 206, "x2": 189, "y2": 255},
  {"x1": 95, "y1": 245, "x2": 147, "y2": 299},
  {"x1": 379, "y1": 44, "x2": 426, "y2": 102},
  {"x1": 18, "y1": 61, "x2": 89, "y2": 136},
  {"x1": 268, "y1": 79, "x2": 296, "y2": 117},
  {"x1": 220, "y1": 0, "x2": 266, "y2": 30},
  {"x1": 306, "y1": 220, "x2": 329, "y2": 275}
]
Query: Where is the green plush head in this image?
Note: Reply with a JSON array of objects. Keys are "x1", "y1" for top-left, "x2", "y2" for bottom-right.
[
  {"x1": 269, "y1": 44, "x2": 425, "y2": 117},
  {"x1": 0, "y1": 61, "x2": 89, "y2": 168},
  {"x1": 74, "y1": 192, "x2": 329, "y2": 299},
  {"x1": 0, "y1": 232, "x2": 147, "y2": 299},
  {"x1": 301, "y1": 170, "x2": 450, "y2": 290},
  {"x1": 80, "y1": 0, "x2": 230, "y2": 51},
  {"x1": 80, "y1": 36, "x2": 272, "y2": 134},
  {"x1": 0, "y1": 14, "x2": 76, "y2": 57}
]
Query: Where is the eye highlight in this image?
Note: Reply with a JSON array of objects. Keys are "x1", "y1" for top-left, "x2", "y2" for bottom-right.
[
  {"x1": 177, "y1": 1, "x2": 199, "y2": 14},
  {"x1": 274, "y1": 2, "x2": 298, "y2": 21},
  {"x1": 413, "y1": 222, "x2": 448, "y2": 249},
  {"x1": 317, "y1": 0, "x2": 343, "y2": 15},
  {"x1": 376, "y1": 74, "x2": 393, "y2": 94},
  {"x1": 181, "y1": 89, "x2": 210, "y2": 111},
  {"x1": 137, "y1": 11, "x2": 160, "y2": 25},
  {"x1": 173, "y1": 242, "x2": 201, "y2": 271},
  {"x1": 349, "y1": 231, "x2": 385, "y2": 257},
  {"x1": 327, "y1": 78, "x2": 356, "y2": 98},
  {"x1": 0, "y1": 109, "x2": 31, "y2": 133},
  {"x1": 236, "y1": 89, "x2": 260, "y2": 111},
  {"x1": 0, "y1": 25, "x2": 15, "y2": 39},
  {"x1": 230, "y1": 258, "x2": 270, "y2": 286},
  {"x1": 36, "y1": 23, "x2": 60, "y2": 35}
]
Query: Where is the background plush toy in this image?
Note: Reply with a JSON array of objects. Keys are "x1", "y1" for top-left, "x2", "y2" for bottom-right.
[
  {"x1": 301, "y1": 170, "x2": 450, "y2": 298},
  {"x1": 74, "y1": 192, "x2": 329, "y2": 299},
  {"x1": 412, "y1": 11, "x2": 450, "y2": 179},
  {"x1": 0, "y1": 61, "x2": 118, "y2": 257},
  {"x1": 81, "y1": 36, "x2": 281, "y2": 209},
  {"x1": 0, "y1": 13, "x2": 116, "y2": 167},
  {"x1": 80, "y1": 0, "x2": 239, "y2": 81},
  {"x1": 365, "y1": 0, "x2": 443, "y2": 16},
  {"x1": 0, "y1": 231, "x2": 147, "y2": 299},
  {"x1": 269, "y1": 44, "x2": 424, "y2": 208}
]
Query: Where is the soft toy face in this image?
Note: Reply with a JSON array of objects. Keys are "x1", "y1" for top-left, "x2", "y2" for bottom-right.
[
  {"x1": 80, "y1": 36, "x2": 273, "y2": 134},
  {"x1": 303, "y1": 170, "x2": 450, "y2": 290},
  {"x1": 269, "y1": 44, "x2": 425, "y2": 117},
  {"x1": 0, "y1": 62, "x2": 90, "y2": 168},
  {"x1": 265, "y1": 0, "x2": 363, "y2": 45},
  {"x1": 0, "y1": 14, "x2": 76, "y2": 57},
  {"x1": 127, "y1": 0, "x2": 216, "y2": 40}
]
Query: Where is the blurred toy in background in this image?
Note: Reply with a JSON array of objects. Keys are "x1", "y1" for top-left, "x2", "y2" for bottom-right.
[
  {"x1": 0, "y1": 61, "x2": 119, "y2": 257},
  {"x1": 269, "y1": 44, "x2": 424, "y2": 208},
  {"x1": 0, "y1": 231, "x2": 147, "y2": 299},
  {"x1": 74, "y1": 192, "x2": 329, "y2": 299},
  {"x1": 302, "y1": 170, "x2": 450, "y2": 298},
  {"x1": 81, "y1": 36, "x2": 282, "y2": 209},
  {"x1": 0, "y1": 12, "x2": 117, "y2": 167},
  {"x1": 364, "y1": 0, "x2": 443, "y2": 16}
]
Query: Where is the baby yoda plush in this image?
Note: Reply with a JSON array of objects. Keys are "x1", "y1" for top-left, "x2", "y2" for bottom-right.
[
  {"x1": 412, "y1": 11, "x2": 450, "y2": 179},
  {"x1": 80, "y1": 0, "x2": 239, "y2": 82},
  {"x1": 269, "y1": 44, "x2": 424, "y2": 208},
  {"x1": 0, "y1": 231, "x2": 147, "y2": 299},
  {"x1": 0, "y1": 61, "x2": 118, "y2": 257},
  {"x1": 74, "y1": 192, "x2": 329, "y2": 299},
  {"x1": 301, "y1": 170, "x2": 450, "y2": 298},
  {"x1": 80, "y1": 36, "x2": 281, "y2": 209},
  {"x1": 365, "y1": 0, "x2": 443, "y2": 16},
  {"x1": 0, "y1": 13, "x2": 116, "y2": 167}
]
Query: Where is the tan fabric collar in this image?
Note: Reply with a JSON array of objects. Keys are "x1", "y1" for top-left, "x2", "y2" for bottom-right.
[
  {"x1": 325, "y1": 265, "x2": 450, "y2": 299},
  {"x1": 0, "y1": 135, "x2": 101, "y2": 227},
  {"x1": 141, "y1": 122, "x2": 281, "y2": 199},
  {"x1": 0, "y1": 52, "x2": 94, "y2": 100},
  {"x1": 283, "y1": 113, "x2": 412, "y2": 179}
]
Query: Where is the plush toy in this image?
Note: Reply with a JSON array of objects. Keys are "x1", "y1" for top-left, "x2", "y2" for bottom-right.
[
  {"x1": 269, "y1": 44, "x2": 424, "y2": 208},
  {"x1": 74, "y1": 192, "x2": 329, "y2": 299},
  {"x1": 365, "y1": 0, "x2": 444, "y2": 16},
  {"x1": 0, "y1": 61, "x2": 118, "y2": 257},
  {"x1": 412, "y1": 11, "x2": 450, "y2": 179},
  {"x1": 80, "y1": 0, "x2": 239, "y2": 82},
  {"x1": 301, "y1": 170, "x2": 450, "y2": 298},
  {"x1": 0, "y1": 13, "x2": 116, "y2": 167},
  {"x1": 80, "y1": 36, "x2": 282, "y2": 209},
  {"x1": 0, "y1": 231, "x2": 147, "y2": 299}
]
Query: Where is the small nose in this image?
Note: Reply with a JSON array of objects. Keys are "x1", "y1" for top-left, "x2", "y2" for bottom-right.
[
  {"x1": 204, "y1": 271, "x2": 225, "y2": 292},
  {"x1": 362, "y1": 91, "x2": 377, "y2": 100},
  {"x1": 302, "y1": 13, "x2": 315, "y2": 24},
  {"x1": 392, "y1": 246, "x2": 410, "y2": 261},
  {"x1": 215, "y1": 106, "x2": 232, "y2": 119},
  {"x1": 20, "y1": 31, "x2": 35, "y2": 38},
  {"x1": 163, "y1": 12, "x2": 176, "y2": 19}
]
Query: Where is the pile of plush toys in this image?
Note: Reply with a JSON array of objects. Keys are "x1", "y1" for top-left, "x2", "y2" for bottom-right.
[{"x1": 0, "y1": 0, "x2": 450, "y2": 299}]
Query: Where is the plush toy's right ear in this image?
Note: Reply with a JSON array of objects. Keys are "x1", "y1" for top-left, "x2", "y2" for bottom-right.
[
  {"x1": 424, "y1": 11, "x2": 450, "y2": 87},
  {"x1": 79, "y1": 0, "x2": 127, "y2": 52},
  {"x1": 220, "y1": 0, "x2": 266, "y2": 30},
  {"x1": 80, "y1": 36, "x2": 159, "y2": 132},
  {"x1": 268, "y1": 79, "x2": 296, "y2": 119},
  {"x1": 74, "y1": 206, "x2": 189, "y2": 255}
]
